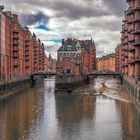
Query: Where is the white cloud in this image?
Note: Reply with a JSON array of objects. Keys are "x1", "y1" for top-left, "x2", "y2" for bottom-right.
[{"x1": 1, "y1": 0, "x2": 127, "y2": 58}]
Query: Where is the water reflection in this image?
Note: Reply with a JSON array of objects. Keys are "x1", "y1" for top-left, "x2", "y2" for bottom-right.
[
  {"x1": 55, "y1": 93, "x2": 96, "y2": 140},
  {"x1": 0, "y1": 85, "x2": 45, "y2": 140},
  {"x1": 0, "y1": 77, "x2": 140, "y2": 140}
]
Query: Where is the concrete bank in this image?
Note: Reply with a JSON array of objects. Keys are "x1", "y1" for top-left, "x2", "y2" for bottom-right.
[
  {"x1": 0, "y1": 76, "x2": 44, "y2": 103},
  {"x1": 123, "y1": 76, "x2": 140, "y2": 110},
  {"x1": 0, "y1": 78, "x2": 31, "y2": 102}
]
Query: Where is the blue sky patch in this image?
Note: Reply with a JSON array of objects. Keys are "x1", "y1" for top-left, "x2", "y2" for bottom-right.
[{"x1": 36, "y1": 24, "x2": 50, "y2": 31}]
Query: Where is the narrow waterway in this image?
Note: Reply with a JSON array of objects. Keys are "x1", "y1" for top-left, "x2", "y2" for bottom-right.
[{"x1": 0, "y1": 77, "x2": 140, "y2": 140}]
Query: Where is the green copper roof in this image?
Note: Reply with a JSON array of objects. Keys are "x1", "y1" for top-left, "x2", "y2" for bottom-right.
[
  {"x1": 67, "y1": 45, "x2": 72, "y2": 48},
  {"x1": 76, "y1": 42, "x2": 81, "y2": 48}
]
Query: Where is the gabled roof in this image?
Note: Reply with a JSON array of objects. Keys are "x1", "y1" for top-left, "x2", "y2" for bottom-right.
[{"x1": 76, "y1": 41, "x2": 81, "y2": 48}]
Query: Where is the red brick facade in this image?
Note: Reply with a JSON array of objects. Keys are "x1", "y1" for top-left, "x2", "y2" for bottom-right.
[
  {"x1": 56, "y1": 60, "x2": 80, "y2": 76},
  {"x1": 115, "y1": 45, "x2": 122, "y2": 72},
  {"x1": 45, "y1": 54, "x2": 56, "y2": 72},
  {"x1": 121, "y1": 0, "x2": 140, "y2": 79},
  {"x1": 97, "y1": 54, "x2": 116, "y2": 72},
  {"x1": 56, "y1": 38, "x2": 96, "y2": 76},
  {"x1": 0, "y1": 10, "x2": 45, "y2": 80}
]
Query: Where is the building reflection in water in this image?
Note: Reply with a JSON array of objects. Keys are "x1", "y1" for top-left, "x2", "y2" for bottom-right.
[
  {"x1": 116, "y1": 100, "x2": 140, "y2": 140},
  {"x1": 55, "y1": 93, "x2": 96, "y2": 139},
  {"x1": 0, "y1": 85, "x2": 45, "y2": 140},
  {"x1": 0, "y1": 77, "x2": 140, "y2": 140}
]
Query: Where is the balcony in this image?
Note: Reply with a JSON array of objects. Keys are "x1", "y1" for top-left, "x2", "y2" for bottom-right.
[
  {"x1": 25, "y1": 63, "x2": 29, "y2": 68},
  {"x1": 25, "y1": 52, "x2": 29, "y2": 56},
  {"x1": 34, "y1": 62, "x2": 37, "y2": 65},
  {"x1": 34, "y1": 53, "x2": 38, "y2": 56},
  {"x1": 132, "y1": 26, "x2": 140, "y2": 34},
  {"x1": 131, "y1": 40, "x2": 140, "y2": 46},
  {"x1": 34, "y1": 56, "x2": 38, "y2": 60},
  {"x1": 132, "y1": 6, "x2": 140, "y2": 11},
  {"x1": 135, "y1": 56, "x2": 140, "y2": 62},
  {"x1": 123, "y1": 19, "x2": 127, "y2": 23},
  {"x1": 25, "y1": 52, "x2": 30, "y2": 56},
  {"x1": 128, "y1": 38, "x2": 135, "y2": 43},
  {"x1": 121, "y1": 28, "x2": 127, "y2": 33},
  {"x1": 121, "y1": 48, "x2": 128, "y2": 51},
  {"x1": 122, "y1": 64, "x2": 128, "y2": 67},
  {"x1": 25, "y1": 57, "x2": 29, "y2": 61},
  {"x1": 128, "y1": 46, "x2": 135, "y2": 51},
  {"x1": 13, "y1": 52, "x2": 19, "y2": 58},
  {"x1": 133, "y1": 18, "x2": 140, "y2": 23},
  {"x1": 125, "y1": 9, "x2": 133, "y2": 15},
  {"x1": 13, "y1": 30, "x2": 19, "y2": 34},
  {"x1": 127, "y1": 29, "x2": 135, "y2": 33},
  {"x1": 127, "y1": 19, "x2": 135, "y2": 24},
  {"x1": 34, "y1": 49, "x2": 38, "y2": 52},
  {"x1": 128, "y1": 59, "x2": 135, "y2": 64},
  {"x1": 25, "y1": 47, "x2": 29, "y2": 51},
  {"x1": 133, "y1": 30, "x2": 140, "y2": 34},
  {"x1": 121, "y1": 34, "x2": 128, "y2": 39},
  {"x1": 135, "y1": 1, "x2": 140, "y2": 8},
  {"x1": 13, "y1": 40, "x2": 19, "y2": 46},
  {"x1": 129, "y1": 40, "x2": 136, "y2": 45},
  {"x1": 124, "y1": 52, "x2": 128, "y2": 57},
  {"x1": 13, "y1": 46, "x2": 19, "y2": 52},
  {"x1": 121, "y1": 40, "x2": 128, "y2": 45},
  {"x1": 34, "y1": 65, "x2": 38, "y2": 69},
  {"x1": 13, "y1": 60, "x2": 19, "y2": 67},
  {"x1": 25, "y1": 40, "x2": 30, "y2": 46},
  {"x1": 13, "y1": 34, "x2": 18, "y2": 39}
]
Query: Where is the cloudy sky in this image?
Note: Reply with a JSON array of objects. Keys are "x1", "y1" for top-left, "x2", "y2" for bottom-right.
[{"x1": 1, "y1": 0, "x2": 127, "y2": 59}]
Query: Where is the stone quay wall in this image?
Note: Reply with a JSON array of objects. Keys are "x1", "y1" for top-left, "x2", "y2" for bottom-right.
[
  {"x1": 123, "y1": 76, "x2": 140, "y2": 109},
  {"x1": 0, "y1": 77, "x2": 32, "y2": 102}
]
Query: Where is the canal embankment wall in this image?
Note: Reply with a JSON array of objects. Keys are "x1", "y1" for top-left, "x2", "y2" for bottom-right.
[
  {"x1": 123, "y1": 76, "x2": 140, "y2": 110},
  {"x1": 0, "y1": 76, "x2": 44, "y2": 102},
  {"x1": 55, "y1": 74, "x2": 91, "y2": 93},
  {"x1": 55, "y1": 79, "x2": 85, "y2": 93}
]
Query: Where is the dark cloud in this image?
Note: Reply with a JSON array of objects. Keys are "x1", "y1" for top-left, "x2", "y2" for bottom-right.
[
  {"x1": 1, "y1": 0, "x2": 127, "y2": 20},
  {"x1": 18, "y1": 11, "x2": 49, "y2": 26},
  {"x1": 1, "y1": 0, "x2": 128, "y2": 57},
  {"x1": 49, "y1": 1, "x2": 110, "y2": 19},
  {"x1": 104, "y1": 0, "x2": 127, "y2": 16}
]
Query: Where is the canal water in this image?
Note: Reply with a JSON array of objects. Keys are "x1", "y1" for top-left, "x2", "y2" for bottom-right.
[{"x1": 0, "y1": 77, "x2": 140, "y2": 140}]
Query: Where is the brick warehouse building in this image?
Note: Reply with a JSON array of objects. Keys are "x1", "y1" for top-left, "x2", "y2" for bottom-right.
[
  {"x1": 121, "y1": 0, "x2": 140, "y2": 79},
  {"x1": 97, "y1": 53, "x2": 116, "y2": 72},
  {"x1": 0, "y1": 9, "x2": 45, "y2": 80},
  {"x1": 56, "y1": 38, "x2": 96, "y2": 76},
  {"x1": 45, "y1": 54, "x2": 56, "y2": 72},
  {"x1": 115, "y1": 44, "x2": 122, "y2": 72}
]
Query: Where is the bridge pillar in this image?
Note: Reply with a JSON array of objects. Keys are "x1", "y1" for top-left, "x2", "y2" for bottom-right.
[
  {"x1": 85, "y1": 76, "x2": 90, "y2": 84},
  {"x1": 30, "y1": 75, "x2": 36, "y2": 87},
  {"x1": 120, "y1": 75, "x2": 123, "y2": 84}
]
